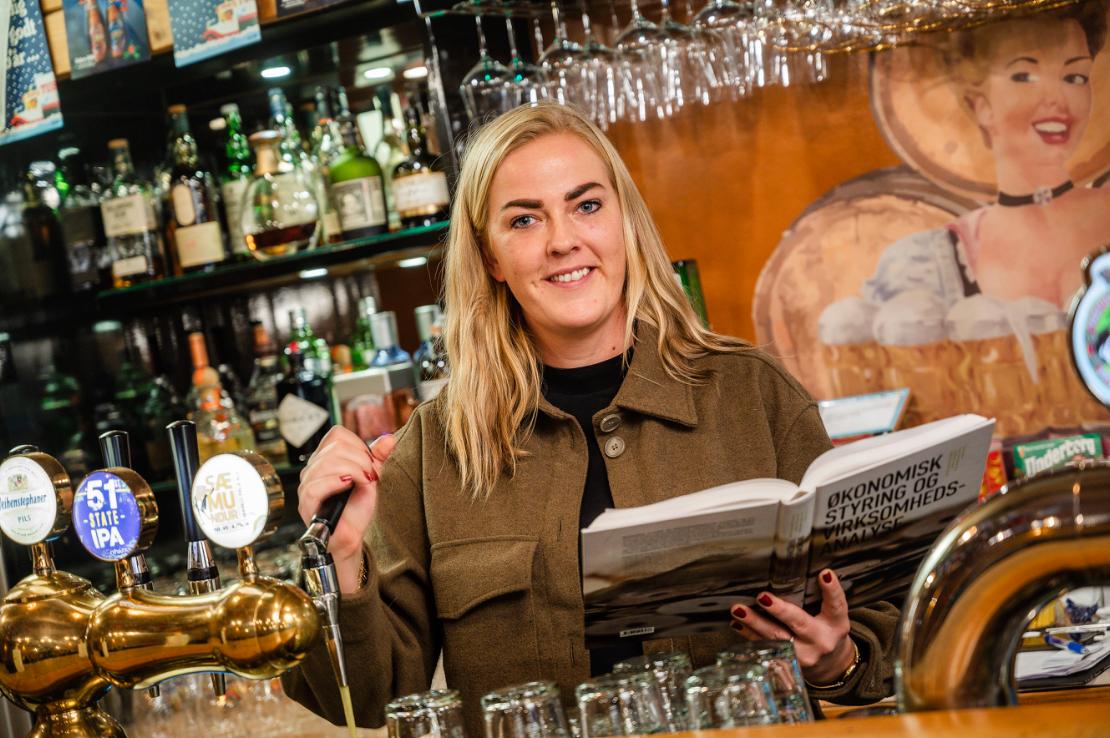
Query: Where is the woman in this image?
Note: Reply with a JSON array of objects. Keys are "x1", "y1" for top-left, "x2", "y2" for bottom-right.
[{"x1": 283, "y1": 104, "x2": 897, "y2": 734}]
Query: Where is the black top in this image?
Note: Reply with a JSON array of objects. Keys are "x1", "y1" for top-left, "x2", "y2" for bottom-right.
[{"x1": 542, "y1": 351, "x2": 642, "y2": 675}]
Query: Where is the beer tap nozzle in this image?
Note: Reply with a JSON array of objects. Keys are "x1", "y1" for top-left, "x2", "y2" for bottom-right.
[
  {"x1": 298, "y1": 487, "x2": 353, "y2": 691},
  {"x1": 167, "y1": 420, "x2": 226, "y2": 698}
]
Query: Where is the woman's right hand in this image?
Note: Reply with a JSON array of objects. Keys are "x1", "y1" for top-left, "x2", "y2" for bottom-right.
[{"x1": 297, "y1": 425, "x2": 397, "y2": 593}]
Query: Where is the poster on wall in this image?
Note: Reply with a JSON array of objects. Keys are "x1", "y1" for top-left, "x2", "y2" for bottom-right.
[
  {"x1": 167, "y1": 0, "x2": 260, "y2": 67},
  {"x1": 63, "y1": 0, "x2": 152, "y2": 79},
  {"x1": 754, "y1": 1, "x2": 1110, "y2": 442},
  {"x1": 0, "y1": 0, "x2": 64, "y2": 147}
]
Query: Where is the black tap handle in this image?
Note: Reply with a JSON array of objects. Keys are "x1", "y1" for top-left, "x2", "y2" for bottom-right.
[
  {"x1": 167, "y1": 420, "x2": 203, "y2": 543},
  {"x1": 98, "y1": 430, "x2": 131, "y2": 468},
  {"x1": 313, "y1": 487, "x2": 353, "y2": 535},
  {"x1": 7, "y1": 444, "x2": 39, "y2": 456}
]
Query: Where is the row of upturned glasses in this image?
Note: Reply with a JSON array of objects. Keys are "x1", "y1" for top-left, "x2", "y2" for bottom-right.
[
  {"x1": 384, "y1": 640, "x2": 813, "y2": 738},
  {"x1": 456, "y1": 0, "x2": 1079, "y2": 126}
]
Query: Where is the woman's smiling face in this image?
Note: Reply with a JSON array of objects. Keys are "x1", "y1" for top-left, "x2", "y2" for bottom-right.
[
  {"x1": 973, "y1": 20, "x2": 1094, "y2": 170},
  {"x1": 483, "y1": 132, "x2": 628, "y2": 357}
]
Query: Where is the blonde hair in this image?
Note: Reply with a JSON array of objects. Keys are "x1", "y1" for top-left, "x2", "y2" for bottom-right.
[{"x1": 440, "y1": 103, "x2": 746, "y2": 499}]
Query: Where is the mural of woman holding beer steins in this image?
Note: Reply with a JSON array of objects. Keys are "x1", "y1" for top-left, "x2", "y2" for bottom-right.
[{"x1": 755, "y1": 0, "x2": 1110, "y2": 438}]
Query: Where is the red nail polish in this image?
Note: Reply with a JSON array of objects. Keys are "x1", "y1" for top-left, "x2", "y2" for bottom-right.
[
  {"x1": 339, "y1": 474, "x2": 353, "y2": 482},
  {"x1": 730, "y1": 621, "x2": 744, "y2": 632},
  {"x1": 757, "y1": 594, "x2": 773, "y2": 607},
  {"x1": 733, "y1": 606, "x2": 747, "y2": 619},
  {"x1": 365, "y1": 470, "x2": 378, "y2": 482},
  {"x1": 822, "y1": 570, "x2": 833, "y2": 584}
]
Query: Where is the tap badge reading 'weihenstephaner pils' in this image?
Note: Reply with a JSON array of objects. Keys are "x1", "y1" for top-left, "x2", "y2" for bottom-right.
[
  {"x1": 0, "y1": 456, "x2": 57, "y2": 545},
  {"x1": 1070, "y1": 249, "x2": 1110, "y2": 408},
  {"x1": 191, "y1": 453, "x2": 272, "y2": 549}
]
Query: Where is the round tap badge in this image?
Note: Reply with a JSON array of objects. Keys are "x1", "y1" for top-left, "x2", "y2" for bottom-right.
[
  {"x1": 1071, "y1": 250, "x2": 1110, "y2": 408},
  {"x1": 73, "y1": 471, "x2": 143, "y2": 561},
  {"x1": 0, "y1": 456, "x2": 58, "y2": 545},
  {"x1": 191, "y1": 454, "x2": 272, "y2": 549}
]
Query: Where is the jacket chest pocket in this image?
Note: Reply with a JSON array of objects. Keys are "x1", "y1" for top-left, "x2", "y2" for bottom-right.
[{"x1": 431, "y1": 536, "x2": 542, "y2": 683}]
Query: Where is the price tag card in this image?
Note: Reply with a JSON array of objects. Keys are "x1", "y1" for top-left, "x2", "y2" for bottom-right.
[
  {"x1": 0, "y1": 456, "x2": 60, "y2": 545},
  {"x1": 73, "y1": 470, "x2": 151, "y2": 561},
  {"x1": 192, "y1": 453, "x2": 282, "y2": 549},
  {"x1": 818, "y1": 388, "x2": 910, "y2": 441}
]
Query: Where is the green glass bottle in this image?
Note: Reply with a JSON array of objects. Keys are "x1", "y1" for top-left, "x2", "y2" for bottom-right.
[
  {"x1": 329, "y1": 116, "x2": 388, "y2": 240},
  {"x1": 219, "y1": 103, "x2": 253, "y2": 261},
  {"x1": 350, "y1": 295, "x2": 378, "y2": 371},
  {"x1": 286, "y1": 308, "x2": 332, "y2": 379},
  {"x1": 168, "y1": 104, "x2": 229, "y2": 274},
  {"x1": 672, "y1": 259, "x2": 710, "y2": 328}
]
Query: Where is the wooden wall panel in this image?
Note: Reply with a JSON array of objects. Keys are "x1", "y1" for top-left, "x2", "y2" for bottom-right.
[{"x1": 607, "y1": 52, "x2": 901, "y2": 341}]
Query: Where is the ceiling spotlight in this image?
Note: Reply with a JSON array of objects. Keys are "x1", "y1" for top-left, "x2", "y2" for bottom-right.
[
  {"x1": 397, "y1": 256, "x2": 428, "y2": 269},
  {"x1": 364, "y1": 66, "x2": 393, "y2": 80},
  {"x1": 402, "y1": 65, "x2": 428, "y2": 80},
  {"x1": 260, "y1": 65, "x2": 292, "y2": 79},
  {"x1": 298, "y1": 267, "x2": 329, "y2": 279}
]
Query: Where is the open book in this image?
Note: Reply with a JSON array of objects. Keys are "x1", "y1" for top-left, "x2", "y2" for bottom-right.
[{"x1": 581, "y1": 414, "x2": 995, "y2": 646}]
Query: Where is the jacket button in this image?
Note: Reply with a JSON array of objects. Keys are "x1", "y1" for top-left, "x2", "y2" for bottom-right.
[
  {"x1": 604, "y1": 436, "x2": 626, "y2": 458},
  {"x1": 599, "y1": 414, "x2": 622, "y2": 433}
]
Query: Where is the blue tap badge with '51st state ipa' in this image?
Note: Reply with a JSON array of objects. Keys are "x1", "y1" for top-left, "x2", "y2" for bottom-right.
[
  {"x1": 1069, "y1": 248, "x2": 1110, "y2": 409},
  {"x1": 73, "y1": 470, "x2": 145, "y2": 560}
]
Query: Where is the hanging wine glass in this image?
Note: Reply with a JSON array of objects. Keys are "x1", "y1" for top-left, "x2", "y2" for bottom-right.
[
  {"x1": 614, "y1": 0, "x2": 672, "y2": 120},
  {"x1": 504, "y1": 16, "x2": 545, "y2": 108},
  {"x1": 578, "y1": 0, "x2": 622, "y2": 127},
  {"x1": 539, "y1": 0, "x2": 588, "y2": 109},
  {"x1": 459, "y1": 15, "x2": 512, "y2": 123},
  {"x1": 692, "y1": 0, "x2": 751, "y2": 98}
]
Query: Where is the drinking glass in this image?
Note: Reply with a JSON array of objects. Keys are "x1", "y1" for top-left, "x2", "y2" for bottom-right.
[
  {"x1": 386, "y1": 689, "x2": 468, "y2": 738},
  {"x1": 612, "y1": 651, "x2": 692, "y2": 731},
  {"x1": 614, "y1": 0, "x2": 671, "y2": 120},
  {"x1": 482, "y1": 681, "x2": 572, "y2": 738},
  {"x1": 684, "y1": 663, "x2": 780, "y2": 728},
  {"x1": 578, "y1": 0, "x2": 622, "y2": 127},
  {"x1": 575, "y1": 672, "x2": 669, "y2": 737},
  {"x1": 460, "y1": 15, "x2": 512, "y2": 123},
  {"x1": 753, "y1": 0, "x2": 829, "y2": 87},
  {"x1": 539, "y1": 0, "x2": 587, "y2": 108},
  {"x1": 717, "y1": 639, "x2": 813, "y2": 723},
  {"x1": 504, "y1": 16, "x2": 545, "y2": 109},
  {"x1": 692, "y1": 0, "x2": 751, "y2": 97}
]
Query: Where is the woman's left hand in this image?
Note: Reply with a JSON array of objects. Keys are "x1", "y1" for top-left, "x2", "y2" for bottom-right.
[{"x1": 730, "y1": 568, "x2": 856, "y2": 685}]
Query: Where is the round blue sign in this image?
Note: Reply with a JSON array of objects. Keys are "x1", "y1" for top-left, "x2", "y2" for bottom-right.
[{"x1": 73, "y1": 471, "x2": 142, "y2": 561}]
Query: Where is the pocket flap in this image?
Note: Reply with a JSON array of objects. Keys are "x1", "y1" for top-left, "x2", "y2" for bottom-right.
[{"x1": 431, "y1": 536, "x2": 538, "y2": 620}]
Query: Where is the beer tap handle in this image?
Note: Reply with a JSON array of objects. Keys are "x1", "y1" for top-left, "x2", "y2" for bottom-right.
[{"x1": 166, "y1": 420, "x2": 226, "y2": 698}]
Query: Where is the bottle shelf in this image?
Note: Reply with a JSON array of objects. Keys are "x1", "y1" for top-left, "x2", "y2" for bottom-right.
[{"x1": 96, "y1": 221, "x2": 448, "y2": 308}]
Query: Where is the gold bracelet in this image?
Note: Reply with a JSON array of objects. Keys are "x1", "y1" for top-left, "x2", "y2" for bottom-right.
[
  {"x1": 357, "y1": 552, "x2": 369, "y2": 590},
  {"x1": 805, "y1": 638, "x2": 861, "y2": 691}
]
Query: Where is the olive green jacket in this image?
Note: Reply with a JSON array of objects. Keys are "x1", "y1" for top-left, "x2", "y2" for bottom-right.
[{"x1": 283, "y1": 329, "x2": 899, "y2": 734}]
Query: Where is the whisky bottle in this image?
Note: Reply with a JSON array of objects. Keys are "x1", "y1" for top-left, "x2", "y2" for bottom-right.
[
  {"x1": 392, "y1": 105, "x2": 450, "y2": 229},
  {"x1": 242, "y1": 130, "x2": 320, "y2": 257},
  {"x1": 58, "y1": 148, "x2": 109, "y2": 292},
  {"x1": 350, "y1": 295, "x2": 378, "y2": 371},
  {"x1": 168, "y1": 105, "x2": 229, "y2": 274},
  {"x1": 329, "y1": 115, "x2": 388, "y2": 240},
  {"x1": 102, "y1": 138, "x2": 165, "y2": 288},
  {"x1": 309, "y1": 87, "x2": 344, "y2": 244},
  {"x1": 413, "y1": 305, "x2": 449, "y2": 401},
  {"x1": 278, "y1": 340, "x2": 333, "y2": 465},
  {"x1": 218, "y1": 103, "x2": 254, "y2": 260},
  {"x1": 246, "y1": 323, "x2": 288, "y2": 466}
]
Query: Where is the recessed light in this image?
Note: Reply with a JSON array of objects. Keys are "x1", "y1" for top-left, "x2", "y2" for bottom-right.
[
  {"x1": 402, "y1": 65, "x2": 428, "y2": 80},
  {"x1": 298, "y1": 267, "x2": 329, "y2": 279},
  {"x1": 364, "y1": 66, "x2": 393, "y2": 80},
  {"x1": 261, "y1": 65, "x2": 292, "y2": 79},
  {"x1": 397, "y1": 256, "x2": 428, "y2": 269}
]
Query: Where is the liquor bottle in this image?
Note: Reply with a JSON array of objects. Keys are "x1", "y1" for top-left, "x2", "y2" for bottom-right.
[
  {"x1": 267, "y1": 88, "x2": 328, "y2": 232},
  {"x1": 309, "y1": 87, "x2": 344, "y2": 244},
  {"x1": 141, "y1": 374, "x2": 185, "y2": 480},
  {"x1": 86, "y1": 0, "x2": 108, "y2": 64},
  {"x1": 167, "y1": 105, "x2": 228, "y2": 274},
  {"x1": 242, "y1": 130, "x2": 319, "y2": 257},
  {"x1": 349, "y1": 295, "x2": 378, "y2": 371},
  {"x1": 277, "y1": 340, "x2": 333, "y2": 465},
  {"x1": 329, "y1": 115, "x2": 388, "y2": 240},
  {"x1": 370, "y1": 311, "x2": 411, "y2": 367},
  {"x1": 286, "y1": 308, "x2": 332, "y2": 379},
  {"x1": 672, "y1": 259, "x2": 710, "y2": 328},
  {"x1": 187, "y1": 331, "x2": 256, "y2": 462},
  {"x1": 413, "y1": 305, "x2": 449, "y2": 401},
  {"x1": 39, "y1": 361, "x2": 95, "y2": 479},
  {"x1": 58, "y1": 148, "x2": 109, "y2": 292},
  {"x1": 245, "y1": 323, "x2": 288, "y2": 466},
  {"x1": 107, "y1": 0, "x2": 125, "y2": 59},
  {"x1": 392, "y1": 105, "x2": 451, "y2": 229},
  {"x1": 219, "y1": 103, "x2": 254, "y2": 260},
  {"x1": 373, "y1": 90, "x2": 408, "y2": 231},
  {"x1": 21, "y1": 163, "x2": 68, "y2": 300},
  {"x1": 101, "y1": 138, "x2": 165, "y2": 288}
]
